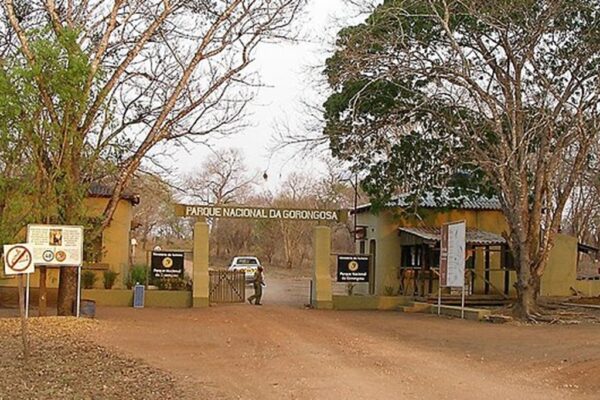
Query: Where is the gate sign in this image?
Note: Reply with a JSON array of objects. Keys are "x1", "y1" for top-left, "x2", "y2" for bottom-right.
[
  {"x1": 175, "y1": 204, "x2": 348, "y2": 222},
  {"x1": 27, "y1": 224, "x2": 84, "y2": 266},
  {"x1": 3, "y1": 244, "x2": 35, "y2": 275},
  {"x1": 440, "y1": 221, "x2": 466, "y2": 287},
  {"x1": 151, "y1": 251, "x2": 185, "y2": 279},
  {"x1": 337, "y1": 254, "x2": 370, "y2": 283}
]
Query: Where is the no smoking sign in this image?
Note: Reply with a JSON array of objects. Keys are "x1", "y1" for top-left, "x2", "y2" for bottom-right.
[{"x1": 3, "y1": 244, "x2": 35, "y2": 275}]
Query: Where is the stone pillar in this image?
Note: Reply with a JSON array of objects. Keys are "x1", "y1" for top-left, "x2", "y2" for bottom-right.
[
  {"x1": 311, "y1": 225, "x2": 333, "y2": 309},
  {"x1": 193, "y1": 221, "x2": 210, "y2": 307}
]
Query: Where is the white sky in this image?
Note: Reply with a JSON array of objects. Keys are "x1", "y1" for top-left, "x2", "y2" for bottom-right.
[{"x1": 170, "y1": 0, "x2": 368, "y2": 191}]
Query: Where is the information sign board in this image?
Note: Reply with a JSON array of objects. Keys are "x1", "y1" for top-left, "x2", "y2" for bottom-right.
[
  {"x1": 440, "y1": 221, "x2": 466, "y2": 287},
  {"x1": 27, "y1": 224, "x2": 84, "y2": 266}
]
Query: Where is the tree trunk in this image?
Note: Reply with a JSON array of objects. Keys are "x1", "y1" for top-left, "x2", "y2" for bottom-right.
[
  {"x1": 57, "y1": 266, "x2": 78, "y2": 316},
  {"x1": 38, "y1": 266, "x2": 47, "y2": 317},
  {"x1": 513, "y1": 276, "x2": 540, "y2": 319},
  {"x1": 513, "y1": 246, "x2": 542, "y2": 319}
]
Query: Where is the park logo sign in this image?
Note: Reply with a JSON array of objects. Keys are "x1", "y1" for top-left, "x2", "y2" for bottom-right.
[
  {"x1": 151, "y1": 251, "x2": 185, "y2": 279},
  {"x1": 3, "y1": 244, "x2": 35, "y2": 275},
  {"x1": 337, "y1": 254, "x2": 370, "y2": 283}
]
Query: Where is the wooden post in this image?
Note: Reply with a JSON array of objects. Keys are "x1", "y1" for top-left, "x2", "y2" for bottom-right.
[
  {"x1": 484, "y1": 246, "x2": 490, "y2": 295},
  {"x1": 39, "y1": 266, "x2": 47, "y2": 317}
]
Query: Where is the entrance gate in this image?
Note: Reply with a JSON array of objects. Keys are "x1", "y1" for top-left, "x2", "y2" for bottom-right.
[
  {"x1": 176, "y1": 204, "x2": 347, "y2": 309},
  {"x1": 209, "y1": 270, "x2": 245, "y2": 303}
]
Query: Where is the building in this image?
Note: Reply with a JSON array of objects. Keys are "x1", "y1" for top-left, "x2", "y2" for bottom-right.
[
  {"x1": 0, "y1": 184, "x2": 138, "y2": 296},
  {"x1": 353, "y1": 192, "x2": 600, "y2": 299}
]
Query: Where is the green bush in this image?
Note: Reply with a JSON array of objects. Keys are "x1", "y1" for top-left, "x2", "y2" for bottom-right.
[
  {"x1": 103, "y1": 270, "x2": 119, "y2": 289},
  {"x1": 126, "y1": 265, "x2": 147, "y2": 289},
  {"x1": 149, "y1": 273, "x2": 192, "y2": 291},
  {"x1": 82, "y1": 270, "x2": 97, "y2": 289}
]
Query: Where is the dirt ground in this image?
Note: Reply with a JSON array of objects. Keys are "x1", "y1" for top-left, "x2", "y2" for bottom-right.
[
  {"x1": 0, "y1": 317, "x2": 180, "y2": 400},
  {"x1": 85, "y1": 277, "x2": 600, "y2": 400}
]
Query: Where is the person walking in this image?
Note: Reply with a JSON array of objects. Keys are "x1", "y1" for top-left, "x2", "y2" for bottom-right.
[{"x1": 247, "y1": 266, "x2": 265, "y2": 305}]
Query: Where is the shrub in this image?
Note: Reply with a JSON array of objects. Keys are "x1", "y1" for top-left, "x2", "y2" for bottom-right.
[
  {"x1": 103, "y1": 270, "x2": 119, "y2": 289},
  {"x1": 82, "y1": 270, "x2": 97, "y2": 289},
  {"x1": 126, "y1": 265, "x2": 147, "y2": 289},
  {"x1": 149, "y1": 274, "x2": 192, "y2": 291}
]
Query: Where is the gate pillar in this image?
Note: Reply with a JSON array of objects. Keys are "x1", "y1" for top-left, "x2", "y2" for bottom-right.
[
  {"x1": 311, "y1": 225, "x2": 333, "y2": 309},
  {"x1": 193, "y1": 221, "x2": 210, "y2": 307}
]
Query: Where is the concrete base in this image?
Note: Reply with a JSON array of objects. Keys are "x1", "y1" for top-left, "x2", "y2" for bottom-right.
[
  {"x1": 193, "y1": 297, "x2": 210, "y2": 308},
  {"x1": 313, "y1": 300, "x2": 334, "y2": 310},
  {"x1": 333, "y1": 295, "x2": 411, "y2": 311},
  {"x1": 82, "y1": 289, "x2": 192, "y2": 308},
  {"x1": 430, "y1": 304, "x2": 491, "y2": 321},
  {"x1": 401, "y1": 302, "x2": 432, "y2": 313}
]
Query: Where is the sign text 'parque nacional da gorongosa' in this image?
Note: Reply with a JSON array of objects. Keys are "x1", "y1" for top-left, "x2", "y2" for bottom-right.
[{"x1": 175, "y1": 204, "x2": 347, "y2": 222}]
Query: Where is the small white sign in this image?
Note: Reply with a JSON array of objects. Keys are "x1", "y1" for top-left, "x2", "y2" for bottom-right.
[
  {"x1": 27, "y1": 224, "x2": 84, "y2": 267},
  {"x1": 3, "y1": 244, "x2": 35, "y2": 275}
]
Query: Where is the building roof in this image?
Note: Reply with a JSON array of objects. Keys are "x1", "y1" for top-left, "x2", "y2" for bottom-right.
[
  {"x1": 355, "y1": 190, "x2": 502, "y2": 214},
  {"x1": 399, "y1": 226, "x2": 507, "y2": 246},
  {"x1": 88, "y1": 183, "x2": 139, "y2": 205}
]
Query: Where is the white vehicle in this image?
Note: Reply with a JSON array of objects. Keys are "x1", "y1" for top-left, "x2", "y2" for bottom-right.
[{"x1": 228, "y1": 256, "x2": 262, "y2": 282}]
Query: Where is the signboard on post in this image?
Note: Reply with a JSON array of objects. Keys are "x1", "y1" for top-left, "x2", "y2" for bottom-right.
[
  {"x1": 27, "y1": 224, "x2": 85, "y2": 318},
  {"x1": 440, "y1": 221, "x2": 466, "y2": 287},
  {"x1": 27, "y1": 224, "x2": 84, "y2": 267},
  {"x1": 151, "y1": 251, "x2": 185, "y2": 279},
  {"x1": 175, "y1": 204, "x2": 348, "y2": 223},
  {"x1": 439, "y1": 221, "x2": 467, "y2": 319},
  {"x1": 336, "y1": 254, "x2": 370, "y2": 283},
  {"x1": 3, "y1": 244, "x2": 34, "y2": 275}
]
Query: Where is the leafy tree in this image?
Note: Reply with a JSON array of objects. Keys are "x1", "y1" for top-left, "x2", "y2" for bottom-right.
[
  {"x1": 1, "y1": 0, "x2": 305, "y2": 314},
  {"x1": 324, "y1": 0, "x2": 600, "y2": 319}
]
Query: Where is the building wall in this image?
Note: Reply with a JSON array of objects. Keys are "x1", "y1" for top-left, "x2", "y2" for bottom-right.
[
  {"x1": 355, "y1": 208, "x2": 589, "y2": 298},
  {"x1": 85, "y1": 197, "x2": 134, "y2": 289},
  {"x1": 0, "y1": 198, "x2": 133, "y2": 290},
  {"x1": 541, "y1": 234, "x2": 578, "y2": 297}
]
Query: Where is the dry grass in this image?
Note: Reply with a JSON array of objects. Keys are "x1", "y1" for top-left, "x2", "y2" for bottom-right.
[{"x1": 0, "y1": 317, "x2": 181, "y2": 400}]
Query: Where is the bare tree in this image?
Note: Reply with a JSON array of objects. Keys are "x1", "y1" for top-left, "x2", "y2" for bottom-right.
[
  {"x1": 183, "y1": 147, "x2": 257, "y2": 258},
  {"x1": 1, "y1": 0, "x2": 305, "y2": 314},
  {"x1": 130, "y1": 173, "x2": 189, "y2": 256},
  {"x1": 184, "y1": 148, "x2": 256, "y2": 205}
]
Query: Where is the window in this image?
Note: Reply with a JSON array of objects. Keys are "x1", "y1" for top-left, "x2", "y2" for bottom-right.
[
  {"x1": 236, "y1": 258, "x2": 258, "y2": 265},
  {"x1": 401, "y1": 245, "x2": 423, "y2": 268}
]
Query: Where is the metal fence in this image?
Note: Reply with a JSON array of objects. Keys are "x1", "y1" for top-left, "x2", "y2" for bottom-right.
[{"x1": 209, "y1": 270, "x2": 246, "y2": 303}]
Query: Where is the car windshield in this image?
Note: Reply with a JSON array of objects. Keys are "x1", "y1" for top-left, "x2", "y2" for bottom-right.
[{"x1": 236, "y1": 258, "x2": 258, "y2": 265}]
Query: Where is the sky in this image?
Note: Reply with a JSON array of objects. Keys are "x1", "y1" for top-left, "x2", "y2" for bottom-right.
[{"x1": 170, "y1": 0, "x2": 369, "y2": 192}]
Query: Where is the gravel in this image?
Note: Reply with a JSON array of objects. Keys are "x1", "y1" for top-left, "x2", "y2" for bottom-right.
[{"x1": 0, "y1": 317, "x2": 182, "y2": 400}]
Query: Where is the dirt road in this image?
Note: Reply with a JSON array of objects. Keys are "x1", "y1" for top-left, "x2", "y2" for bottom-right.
[{"x1": 90, "y1": 279, "x2": 600, "y2": 400}]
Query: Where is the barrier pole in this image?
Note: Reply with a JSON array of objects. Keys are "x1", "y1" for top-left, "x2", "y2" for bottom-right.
[
  {"x1": 76, "y1": 266, "x2": 81, "y2": 317},
  {"x1": 437, "y1": 284, "x2": 441, "y2": 316},
  {"x1": 25, "y1": 273, "x2": 30, "y2": 319},
  {"x1": 461, "y1": 283, "x2": 465, "y2": 319}
]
